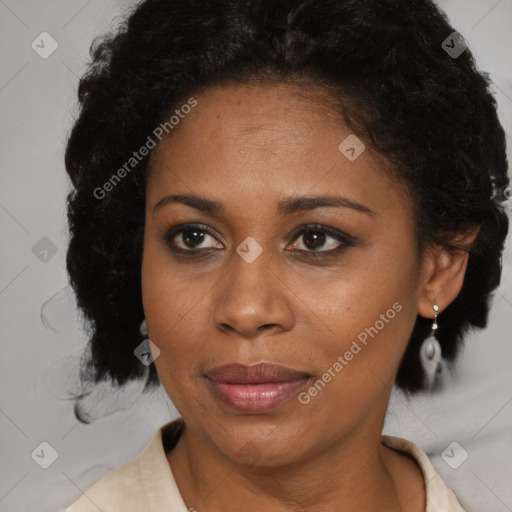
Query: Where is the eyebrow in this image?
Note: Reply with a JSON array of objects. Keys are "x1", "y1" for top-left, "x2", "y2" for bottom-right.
[{"x1": 153, "y1": 193, "x2": 375, "y2": 216}]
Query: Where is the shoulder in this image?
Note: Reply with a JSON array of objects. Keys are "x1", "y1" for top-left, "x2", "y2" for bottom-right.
[
  {"x1": 62, "y1": 456, "x2": 144, "y2": 512},
  {"x1": 381, "y1": 435, "x2": 467, "y2": 512},
  {"x1": 61, "y1": 419, "x2": 186, "y2": 512}
]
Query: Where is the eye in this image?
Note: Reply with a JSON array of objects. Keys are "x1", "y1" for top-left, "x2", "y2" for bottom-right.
[
  {"x1": 164, "y1": 224, "x2": 223, "y2": 252},
  {"x1": 288, "y1": 224, "x2": 353, "y2": 254},
  {"x1": 163, "y1": 222, "x2": 354, "y2": 256}
]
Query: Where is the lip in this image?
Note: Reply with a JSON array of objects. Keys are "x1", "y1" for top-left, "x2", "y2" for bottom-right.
[{"x1": 205, "y1": 363, "x2": 311, "y2": 413}]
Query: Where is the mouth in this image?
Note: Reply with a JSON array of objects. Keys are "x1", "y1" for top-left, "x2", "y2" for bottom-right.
[{"x1": 204, "y1": 363, "x2": 311, "y2": 414}]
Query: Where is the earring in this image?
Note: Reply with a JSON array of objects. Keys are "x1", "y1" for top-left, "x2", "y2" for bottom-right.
[
  {"x1": 139, "y1": 318, "x2": 148, "y2": 336},
  {"x1": 419, "y1": 304, "x2": 443, "y2": 391}
]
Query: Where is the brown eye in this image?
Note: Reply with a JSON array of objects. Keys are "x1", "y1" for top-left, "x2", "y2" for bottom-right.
[
  {"x1": 182, "y1": 229, "x2": 206, "y2": 248},
  {"x1": 291, "y1": 225, "x2": 352, "y2": 253},
  {"x1": 302, "y1": 231, "x2": 326, "y2": 250},
  {"x1": 164, "y1": 224, "x2": 223, "y2": 251}
]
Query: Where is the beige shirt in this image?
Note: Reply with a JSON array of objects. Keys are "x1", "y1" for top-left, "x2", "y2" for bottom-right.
[{"x1": 63, "y1": 418, "x2": 466, "y2": 512}]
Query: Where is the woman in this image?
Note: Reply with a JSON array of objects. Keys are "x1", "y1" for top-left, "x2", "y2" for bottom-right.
[{"x1": 62, "y1": 0, "x2": 510, "y2": 510}]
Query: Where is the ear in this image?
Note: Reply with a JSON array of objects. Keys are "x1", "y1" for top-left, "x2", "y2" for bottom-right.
[{"x1": 418, "y1": 225, "x2": 480, "y2": 318}]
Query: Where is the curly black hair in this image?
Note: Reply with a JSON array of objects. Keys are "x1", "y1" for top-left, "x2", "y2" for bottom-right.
[{"x1": 64, "y1": 0, "x2": 510, "y2": 407}]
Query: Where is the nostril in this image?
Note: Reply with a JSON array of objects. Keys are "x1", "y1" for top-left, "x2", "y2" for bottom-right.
[{"x1": 258, "y1": 323, "x2": 279, "y2": 332}]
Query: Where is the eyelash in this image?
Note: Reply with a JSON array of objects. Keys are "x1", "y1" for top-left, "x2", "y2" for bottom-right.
[{"x1": 162, "y1": 223, "x2": 355, "y2": 258}]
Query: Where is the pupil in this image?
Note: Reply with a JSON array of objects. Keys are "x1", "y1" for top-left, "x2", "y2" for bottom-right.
[
  {"x1": 304, "y1": 231, "x2": 325, "y2": 249},
  {"x1": 184, "y1": 230, "x2": 205, "y2": 247}
]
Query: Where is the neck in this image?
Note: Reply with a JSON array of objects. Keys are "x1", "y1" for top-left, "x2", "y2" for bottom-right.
[{"x1": 167, "y1": 421, "x2": 417, "y2": 512}]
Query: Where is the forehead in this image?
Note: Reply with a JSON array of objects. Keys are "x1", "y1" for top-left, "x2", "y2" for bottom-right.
[{"x1": 146, "y1": 83, "x2": 412, "y2": 219}]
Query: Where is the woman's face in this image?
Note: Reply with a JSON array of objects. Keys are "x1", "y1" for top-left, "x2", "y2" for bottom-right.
[{"x1": 142, "y1": 83, "x2": 426, "y2": 466}]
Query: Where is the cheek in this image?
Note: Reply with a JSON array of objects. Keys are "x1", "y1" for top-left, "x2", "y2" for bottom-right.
[
  {"x1": 296, "y1": 284, "x2": 417, "y2": 430},
  {"x1": 302, "y1": 238, "x2": 420, "y2": 383},
  {"x1": 141, "y1": 239, "x2": 212, "y2": 372},
  {"x1": 141, "y1": 261, "x2": 210, "y2": 411},
  {"x1": 310, "y1": 241, "x2": 416, "y2": 333}
]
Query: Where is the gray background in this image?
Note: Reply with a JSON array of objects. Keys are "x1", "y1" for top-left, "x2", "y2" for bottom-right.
[{"x1": 0, "y1": 1, "x2": 511, "y2": 511}]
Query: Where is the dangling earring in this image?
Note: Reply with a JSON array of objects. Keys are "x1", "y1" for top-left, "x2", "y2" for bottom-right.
[
  {"x1": 419, "y1": 304, "x2": 442, "y2": 390},
  {"x1": 139, "y1": 318, "x2": 148, "y2": 336}
]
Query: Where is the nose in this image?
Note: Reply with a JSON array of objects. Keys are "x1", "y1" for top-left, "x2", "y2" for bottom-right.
[{"x1": 211, "y1": 247, "x2": 295, "y2": 339}]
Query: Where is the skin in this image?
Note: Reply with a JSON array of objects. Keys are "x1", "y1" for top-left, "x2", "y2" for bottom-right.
[{"x1": 141, "y1": 83, "x2": 478, "y2": 512}]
